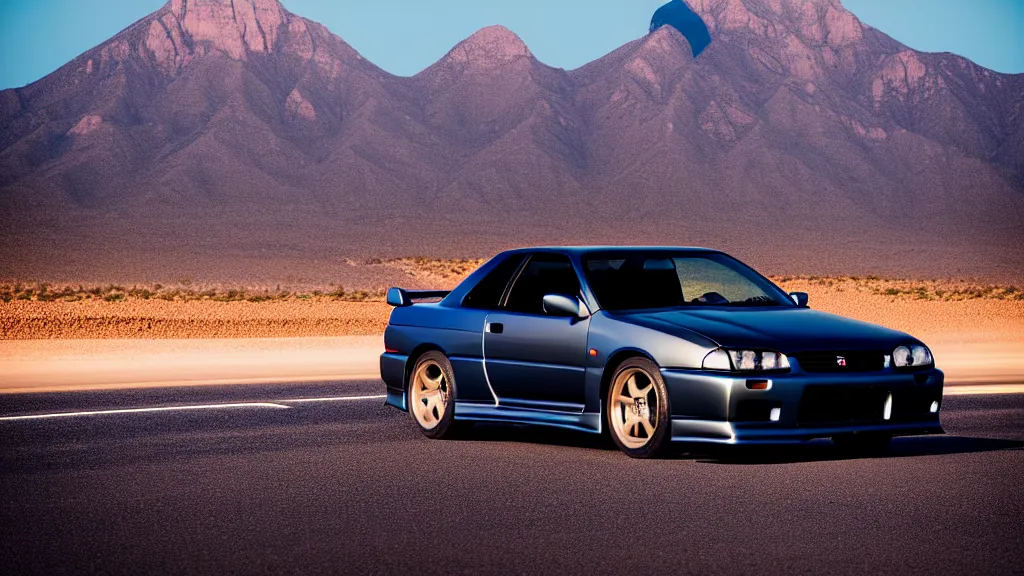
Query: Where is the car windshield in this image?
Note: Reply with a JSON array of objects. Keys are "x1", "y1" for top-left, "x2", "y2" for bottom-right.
[{"x1": 582, "y1": 251, "x2": 793, "y2": 311}]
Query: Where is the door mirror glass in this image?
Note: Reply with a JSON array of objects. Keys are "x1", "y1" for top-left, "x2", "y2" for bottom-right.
[
  {"x1": 790, "y1": 292, "x2": 809, "y2": 307},
  {"x1": 542, "y1": 294, "x2": 581, "y2": 317}
]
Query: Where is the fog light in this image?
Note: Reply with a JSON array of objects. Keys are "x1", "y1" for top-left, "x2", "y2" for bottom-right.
[
  {"x1": 770, "y1": 408, "x2": 781, "y2": 422},
  {"x1": 883, "y1": 393, "x2": 893, "y2": 421},
  {"x1": 930, "y1": 401, "x2": 939, "y2": 413}
]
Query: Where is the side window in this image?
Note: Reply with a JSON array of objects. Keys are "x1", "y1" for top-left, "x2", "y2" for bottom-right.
[
  {"x1": 503, "y1": 254, "x2": 581, "y2": 315},
  {"x1": 462, "y1": 254, "x2": 526, "y2": 310}
]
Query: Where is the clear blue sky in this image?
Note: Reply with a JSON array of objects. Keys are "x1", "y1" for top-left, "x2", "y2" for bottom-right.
[{"x1": 0, "y1": 0, "x2": 1021, "y2": 89}]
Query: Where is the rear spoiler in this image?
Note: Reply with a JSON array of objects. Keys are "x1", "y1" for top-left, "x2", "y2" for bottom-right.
[{"x1": 386, "y1": 287, "x2": 451, "y2": 307}]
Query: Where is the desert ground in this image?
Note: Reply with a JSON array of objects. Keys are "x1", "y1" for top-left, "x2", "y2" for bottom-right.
[{"x1": 1, "y1": 260, "x2": 1021, "y2": 392}]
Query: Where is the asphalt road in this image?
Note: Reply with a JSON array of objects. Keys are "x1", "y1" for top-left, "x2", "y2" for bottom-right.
[{"x1": 2, "y1": 382, "x2": 1023, "y2": 575}]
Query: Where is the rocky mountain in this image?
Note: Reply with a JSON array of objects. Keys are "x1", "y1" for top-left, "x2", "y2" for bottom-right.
[{"x1": 1, "y1": 0, "x2": 1021, "y2": 283}]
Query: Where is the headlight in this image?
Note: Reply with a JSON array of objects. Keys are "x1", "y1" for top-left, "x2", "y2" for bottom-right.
[
  {"x1": 702, "y1": 349, "x2": 790, "y2": 372},
  {"x1": 893, "y1": 345, "x2": 933, "y2": 368}
]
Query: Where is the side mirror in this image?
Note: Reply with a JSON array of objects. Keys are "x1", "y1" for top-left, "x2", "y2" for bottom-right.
[
  {"x1": 790, "y1": 292, "x2": 809, "y2": 307},
  {"x1": 542, "y1": 294, "x2": 585, "y2": 318}
]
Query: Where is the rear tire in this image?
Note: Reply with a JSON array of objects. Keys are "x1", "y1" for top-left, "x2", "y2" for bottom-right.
[
  {"x1": 832, "y1": 432, "x2": 892, "y2": 455},
  {"x1": 408, "y1": 351, "x2": 467, "y2": 440},
  {"x1": 605, "y1": 357, "x2": 672, "y2": 459}
]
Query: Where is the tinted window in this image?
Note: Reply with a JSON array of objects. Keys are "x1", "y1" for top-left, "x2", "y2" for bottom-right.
[
  {"x1": 674, "y1": 258, "x2": 774, "y2": 304},
  {"x1": 583, "y1": 251, "x2": 792, "y2": 311},
  {"x1": 504, "y1": 254, "x2": 581, "y2": 314},
  {"x1": 462, "y1": 254, "x2": 526, "y2": 310}
]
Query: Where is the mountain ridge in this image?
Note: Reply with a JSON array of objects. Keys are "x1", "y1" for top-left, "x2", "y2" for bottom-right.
[{"x1": 1, "y1": 0, "x2": 1022, "y2": 283}]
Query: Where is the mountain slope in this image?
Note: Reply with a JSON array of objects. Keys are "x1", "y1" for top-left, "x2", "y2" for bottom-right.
[{"x1": 1, "y1": 0, "x2": 1022, "y2": 283}]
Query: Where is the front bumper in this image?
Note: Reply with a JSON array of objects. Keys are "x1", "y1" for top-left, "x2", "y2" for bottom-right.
[{"x1": 661, "y1": 367, "x2": 944, "y2": 444}]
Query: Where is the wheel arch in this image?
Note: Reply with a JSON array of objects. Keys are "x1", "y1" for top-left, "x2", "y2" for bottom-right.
[
  {"x1": 599, "y1": 348, "x2": 659, "y2": 410},
  {"x1": 404, "y1": 343, "x2": 449, "y2": 390}
]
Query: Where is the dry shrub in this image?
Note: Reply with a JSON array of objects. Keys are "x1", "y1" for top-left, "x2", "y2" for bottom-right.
[
  {"x1": 4, "y1": 271, "x2": 1021, "y2": 341},
  {"x1": 0, "y1": 299, "x2": 391, "y2": 340},
  {"x1": 0, "y1": 282, "x2": 387, "y2": 304},
  {"x1": 384, "y1": 258, "x2": 487, "y2": 286},
  {"x1": 769, "y1": 276, "x2": 1023, "y2": 302}
]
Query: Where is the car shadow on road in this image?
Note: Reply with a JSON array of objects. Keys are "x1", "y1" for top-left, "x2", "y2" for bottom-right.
[
  {"x1": 461, "y1": 425, "x2": 1024, "y2": 464},
  {"x1": 461, "y1": 423, "x2": 616, "y2": 451},
  {"x1": 689, "y1": 435, "x2": 1024, "y2": 465}
]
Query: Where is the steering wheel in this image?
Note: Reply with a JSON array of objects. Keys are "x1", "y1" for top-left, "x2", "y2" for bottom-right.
[{"x1": 692, "y1": 292, "x2": 729, "y2": 305}]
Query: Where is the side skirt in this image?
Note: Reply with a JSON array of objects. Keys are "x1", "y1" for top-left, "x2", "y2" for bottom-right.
[{"x1": 455, "y1": 402, "x2": 602, "y2": 434}]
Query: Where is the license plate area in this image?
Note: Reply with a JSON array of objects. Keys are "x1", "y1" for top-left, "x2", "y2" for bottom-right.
[{"x1": 797, "y1": 385, "x2": 888, "y2": 425}]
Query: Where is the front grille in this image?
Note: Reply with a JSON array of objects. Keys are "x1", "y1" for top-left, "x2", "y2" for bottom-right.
[
  {"x1": 798, "y1": 385, "x2": 888, "y2": 424},
  {"x1": 795, "y1": 350, "x2": 885, "y2": 373}
]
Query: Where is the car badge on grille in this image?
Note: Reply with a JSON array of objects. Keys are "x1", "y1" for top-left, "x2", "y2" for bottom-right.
[{"x1": 837, "y1": 356, "x2": 847, "y2": 367}]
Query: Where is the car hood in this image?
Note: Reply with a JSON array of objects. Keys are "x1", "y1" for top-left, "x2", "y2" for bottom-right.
[{"x1": 615, "y1": 307, "x2": 918, "y2": 352}]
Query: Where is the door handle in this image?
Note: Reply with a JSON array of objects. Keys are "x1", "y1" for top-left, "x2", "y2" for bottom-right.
[{"x1": 487, "y1": 322, "x2": 504, "y2": 334}]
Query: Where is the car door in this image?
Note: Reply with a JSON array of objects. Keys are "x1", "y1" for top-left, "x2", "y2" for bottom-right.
[{"x1": 483, "y1": 253, "x2": 589, "y2": 411}]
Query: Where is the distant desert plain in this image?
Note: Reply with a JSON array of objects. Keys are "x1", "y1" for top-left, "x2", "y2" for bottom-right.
[{"x1": 1, "y1": 258, "x2": 1021, "y2": 392}]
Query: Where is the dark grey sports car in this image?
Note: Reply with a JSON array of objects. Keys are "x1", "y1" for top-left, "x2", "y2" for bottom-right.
[{"x1": 380, "y1": 247, "x2": 944, "y2": 458}]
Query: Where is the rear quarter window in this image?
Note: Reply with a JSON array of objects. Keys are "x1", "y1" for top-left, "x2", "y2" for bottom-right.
[{"x1": 461, "y1": 254, "x2": 526, "y2": 310}]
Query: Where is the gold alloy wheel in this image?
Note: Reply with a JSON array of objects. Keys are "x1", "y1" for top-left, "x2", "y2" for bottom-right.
[
  {"x1": 610, "y1": 367, "x2": 659, "y2": 449},
  {"x1": 410, "y1": 359, "x2": 450, "y2": 430}
]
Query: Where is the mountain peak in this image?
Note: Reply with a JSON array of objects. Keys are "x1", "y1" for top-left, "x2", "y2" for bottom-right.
[
  {"x1": 684, "y1": 0, "x2": 862, "y2": 46},
  {"x1": 4, "y1": 0, "x2": 1023, "y2": 285},
  {"x1": 445, "y1": 25, "x2": 532, "y2": 67},
  {"x1": 638, "y1": 24, "x2": 695, "y2": 58},
  {"x1": 163, "y1": 0, "x2": 288, "y2": 60},
  {"x1": 677, "y1": 0, "x2": 867, "y2": 82}
]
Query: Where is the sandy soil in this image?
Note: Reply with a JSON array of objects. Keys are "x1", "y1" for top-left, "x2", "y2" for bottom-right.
[
  {"x1": 1, "y1": 276, "x2": 1020, "y2": 393},
  {"x1": 0, "y1": 337, "x2": 382, "y2": 394},
  {"x1": 2, "y1": 277, "x2": 1019, "y2": 343},
  {"x1": 780, "y1": 280, "x2": 1024, "y2": 385},
  {"x1": 0, "y1": 300, "x2": 392, "y2": 339},
  {"x1": 780, "y1": 279, "x2": 1024, "y2": 346}
]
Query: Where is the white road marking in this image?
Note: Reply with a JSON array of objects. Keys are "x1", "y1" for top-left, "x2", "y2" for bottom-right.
[
  {"x1": 0, "y1": 394, "x2": 387, "y2": 422},
  {"x1": 0, "y1": 402, "x2": 292, "y2": 421},
  {"x1": 280, "y1": 395, "x2": 387, "y2": 404},
  {"x1": 0, "y1": 387, "x2": 1016, "y2": 422}
]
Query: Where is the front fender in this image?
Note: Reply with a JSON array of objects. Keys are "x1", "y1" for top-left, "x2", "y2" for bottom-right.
[
  {"x1": 587, "y1": 311, "x2": 718, "y2": 370},
  {"x1": 582, "y1": 312, "x2": 719, "y2": 414}
]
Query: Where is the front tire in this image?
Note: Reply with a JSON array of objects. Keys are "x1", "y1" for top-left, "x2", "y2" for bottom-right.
[
  {"x1": 408, "y1": 351, "x2": 465, "y2": 439},
  {"x1": 606, "y1": 357, "x2": 672, "y2": 459}
]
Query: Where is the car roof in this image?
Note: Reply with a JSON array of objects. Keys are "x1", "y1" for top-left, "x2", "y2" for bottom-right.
[
  {"x1": 443, "y1": 246, "x2": 734, "y2": 309},
  {"x1": 499, "y1": 246, "x2": 721, "y2": 256}
]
